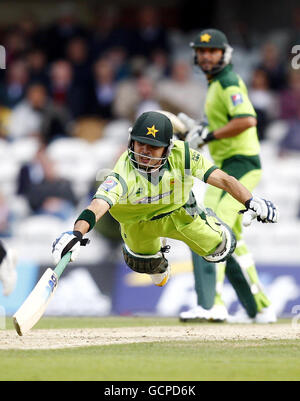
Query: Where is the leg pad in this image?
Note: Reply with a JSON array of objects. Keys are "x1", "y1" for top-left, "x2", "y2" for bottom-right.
[
  {"x1": 203, "y1": 208, "x2": 237, "y2": 263},
  {"x1": 122, "y1": 245, "x2": 168, "y2": 274}
]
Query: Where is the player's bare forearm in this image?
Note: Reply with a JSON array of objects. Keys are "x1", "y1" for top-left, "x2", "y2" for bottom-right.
[
  {"x1": 213, "y1": 116, "x2": 257, "y2": 139},
  {"x1": 207, "y1": 169, "x2": 252, "y2": 205},
  {"x1": 74, "y1": 198, "x2": 110, "y2": 235}
]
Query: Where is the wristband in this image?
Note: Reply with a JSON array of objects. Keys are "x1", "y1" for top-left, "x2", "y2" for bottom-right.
[
  {"x1": 73, "y1": 230, "x2": 90, "y2": 246},
  {"x1": 244, "y1": 198, "x2": 252, "y2": 208},
  {"x1": 75, "y1": 209, "x2": 96, "y2": 232},
  {"x1": 204, "y1": 131, "x2": 215, "y2": 143},
  {"x1": 73, "y1": 231, "x2": 83, "y2": 240}
]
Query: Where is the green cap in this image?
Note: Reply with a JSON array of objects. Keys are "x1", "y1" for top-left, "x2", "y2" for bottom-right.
[
  {"x1": 190, "y1": 28, "x2": 229, "y2": 50},
  {"x1": 130, "y1": 111, "x2": 173, "y2": 148}
]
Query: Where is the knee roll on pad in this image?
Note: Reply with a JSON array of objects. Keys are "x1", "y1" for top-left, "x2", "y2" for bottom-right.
[
  {"x1": 203, "y1": 208, "x2": 237, "y2": 263},
  {"x1": 122, "y1": 244, "x2": 169, "y2": 274}
]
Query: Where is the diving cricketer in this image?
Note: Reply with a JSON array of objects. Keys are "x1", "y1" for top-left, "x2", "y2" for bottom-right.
[
  {"x1": 178, "y1": 29, "x2": 277, "y2": 323},
  {"x1": 52, "y1": 111, "x2": 278, "y2": 290}
]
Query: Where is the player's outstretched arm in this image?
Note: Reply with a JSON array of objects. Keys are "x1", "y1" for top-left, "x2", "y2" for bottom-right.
[
  {"x1": 206, "y1": 169, "x2": 278, "y2": 224},
  {"x1": 52, "y1": 199, "x2": 110, "y2": 264},
  {"x1": 74, "y1": 199, "x2": 110, "y2": 235},
  {"x1": 178, "y1": 112, "x2": 256, "y2": 149}
]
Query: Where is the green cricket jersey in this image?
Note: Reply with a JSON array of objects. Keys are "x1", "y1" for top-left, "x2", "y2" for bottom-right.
[
  {"x1": 94, "y1": 140, "x2": 217, "y2": 224},
  {"x1": 205, "y1": 64, "x2": 260, "y2": 166}
]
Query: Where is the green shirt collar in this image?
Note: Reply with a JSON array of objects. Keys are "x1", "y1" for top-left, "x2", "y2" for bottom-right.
[{"x1": 208, "y1": 64, "x2": 233, "y2": 85}]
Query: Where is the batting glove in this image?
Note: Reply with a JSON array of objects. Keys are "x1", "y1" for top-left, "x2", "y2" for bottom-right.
[
  {"x1": 177, "y1": 112, "x2": 215, "y2": 149},
  {"x1": 185, "y1": 123, "x2": 215, "y2": 149},
  {"x1": 52, "y1": 231, "x2": 90, "y2": 265},
  {"x1": 240, "y1": 196, "x2": 279, "y2": 224}
]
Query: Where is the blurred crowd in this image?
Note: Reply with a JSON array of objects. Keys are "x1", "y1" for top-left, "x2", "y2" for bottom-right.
[{"x1": 0, "y1": 3, "x2": 300, "y2": 236}]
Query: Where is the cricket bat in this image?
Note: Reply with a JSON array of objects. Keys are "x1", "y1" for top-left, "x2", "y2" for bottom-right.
[
  {"x1": 13, "y1": 252, "x2": 72, "y2": 336},
  {"x1": 155, "y1": 110, "x2": 188, "y2": 136}
]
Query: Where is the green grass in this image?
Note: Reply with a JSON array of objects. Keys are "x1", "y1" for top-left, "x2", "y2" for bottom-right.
[
  {"x1": 1, "y1": 341, "x2": 300, "y2": 381},
  {"x1": 1, "y1": 317, "x2": 299, "y2": 381},
  {"x1": 5, "y1": 316, "x2": 180, "y2": 330}
]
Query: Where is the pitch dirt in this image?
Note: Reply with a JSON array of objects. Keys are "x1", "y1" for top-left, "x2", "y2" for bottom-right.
[{"x1": 0, "y1": 324, "x2": 299, "y2": 350}]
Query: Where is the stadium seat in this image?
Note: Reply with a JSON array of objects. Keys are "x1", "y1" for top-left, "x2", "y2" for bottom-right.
[
  {"x1": 9, "y1": 137, "x2": 40, "y2": 164},
  {"x1": 14, "y1": 215, "x2": 66, "y2": 241},
  {"x1": 47, "y1": 138, "x2": 94, "y2": 164},
  {"x1": 101, "y1": 119, "x2": 131, "y2": 145},
  {"x1": 92, "y1": 138, "x2": 122, "y2": 169},
  {"x1": 265, "y1": 120, "x2": 289, "y2": 143},
  {"x1": 0, "y1": 159, "x2": 19, "y2": 196}
]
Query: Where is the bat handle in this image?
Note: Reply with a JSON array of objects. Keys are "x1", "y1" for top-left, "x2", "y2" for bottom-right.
[
  {"x1": 54, "y1": 252, "x2": 72, "y2": 278},
  {"x1": 177, "y1": 112, "x2": 196, "y2": 131}
]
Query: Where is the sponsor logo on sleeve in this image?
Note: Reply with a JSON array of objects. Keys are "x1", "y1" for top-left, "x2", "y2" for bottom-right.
[
  {"x1": 231, "y1": 93, "x2": 243, "y2": 106},
  {"x1": 100, "y1": 179, "x2": 118, "y2": 192}
]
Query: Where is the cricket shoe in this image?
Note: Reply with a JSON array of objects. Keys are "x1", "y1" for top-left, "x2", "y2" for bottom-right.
[
  {"x1": 179, "y1": 305, "x2": 210, "y2": 322},
  {"x1": 254, "y1": 305, "x2": 277, "y2": 323},
  {"x1": 206, "y1": 304, "x2": 228, "y2": 322},
  {"x1": 0, "y1": 248, "x2": 18, "y2": 296},
  {"x1": 227, "y1": 305, "x2": 277, "y2": 324},
  {"x1": 227, "y1": 309, "x2": 253, "y2": 324},
  {"x1": 151, "y1": 265, "x2": 170, "y2": 287}
]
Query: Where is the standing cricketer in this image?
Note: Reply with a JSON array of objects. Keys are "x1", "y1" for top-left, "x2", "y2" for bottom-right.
[
  {"x1": 178, "y1": 29, "x2": 277, "y2": 323},
  {"x1": 52, "y1": 111, "x2": 278, "y2": 292}
]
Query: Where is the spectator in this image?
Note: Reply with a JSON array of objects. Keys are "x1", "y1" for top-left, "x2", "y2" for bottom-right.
[
  {"x1": 248, "y1": 68, "x2": 279, "y2": 140},
  {"x1": 17, "y1": 143, "x2": 77, "y2": 220},
  {"x1": 112, "y1": 75, "x2": 140, "y2": 121},
  {"x1": 42, "y1": 3, "x2": 89, "y2": 62},
  {"x1": 134, "y1": 75, "x2": 161, "y2": 118},
  {"x1": 279, "y1": 103, "x2": 300, "y2": 157},
  {"x1": 156, "y1": 59, "x2": 206, "y2": 119},
  {"x1": 0, "y1": 59, "x2": 29, "y2": 108},
  {"x1": 256, "y1": 42, "x2": 287, "y2": 91},
  {"x1": 65, "y1": 36, "x2": 91, "y2": 86},
  {"x1": 145, "y1": 49, "x2": 171, "y2": 82},
  {"x1": 86, "y1": 57, "x2": 117, "y2": 120},
  {"x1": 7, "y1": 83, "x2": 71, "y2": 144},
  {"x1": 48, "y1": 59, "x2": 86, "y2": 118},
  {"x1": 90, "y1": 6, "x2": 131, "y2": 62},
  {"x1": 7, "y1": 83, "x2": 43, "y2": 140},
  {"x1": 3, "y1": 29, "x2": 28, "y2": 66},
  {"x1": 104, "y1": 47, "x2": 130, "y2": 82},
  {"x1": 113, "y1": 73, "x2": 162, "y2": 121},
  {"x1": 279, "y1": 69, "x2": 300, "y2": 120},
  {"x1": 17, "y1": 14, "x2": 41, "y2": 50},
  {"x1": 130, "y1": 5, "x2": 170, "y2": 59},
  {"x1": 26, "y1": 48, "x2": 49, "y2": 87}
]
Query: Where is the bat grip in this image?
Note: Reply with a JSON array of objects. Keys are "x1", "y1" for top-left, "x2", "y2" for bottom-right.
[{"x1": 54, "y1": 252, "x2": 72, "y2": 278}]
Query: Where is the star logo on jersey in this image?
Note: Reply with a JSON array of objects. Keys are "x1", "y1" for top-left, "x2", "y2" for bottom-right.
[
  {"x1": 135, "y1": 187, "x2": 143, "y2": 196},
  {"x1": 146, "y1": 125, "x2": 159, "y2": 137},
  {"x1": 200, "y1": 33, "x2": 212, "y2": 43}
]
